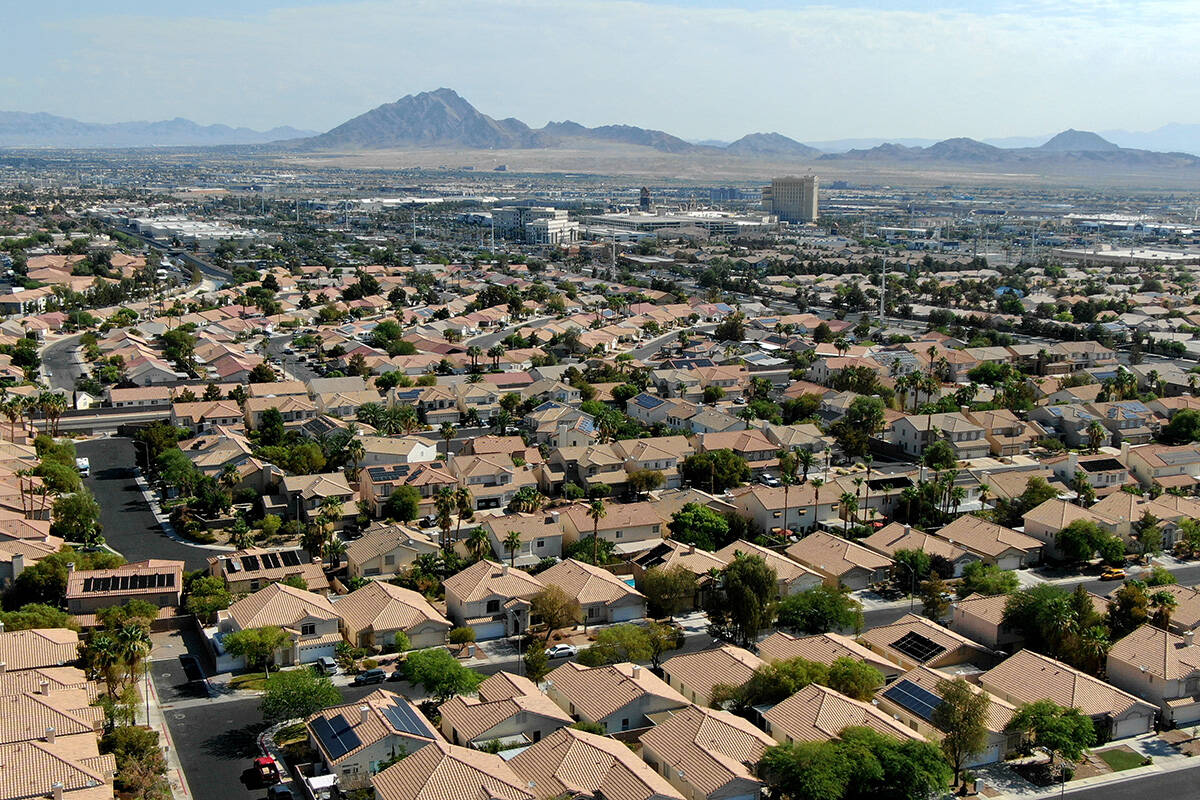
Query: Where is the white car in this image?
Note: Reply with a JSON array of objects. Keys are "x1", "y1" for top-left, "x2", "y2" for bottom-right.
[{"x1": 545, "y1": 644, "x2": 577, "y2": 659}]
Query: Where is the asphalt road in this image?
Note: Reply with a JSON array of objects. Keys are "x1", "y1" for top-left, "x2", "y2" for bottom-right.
[
  {"x1": 1064, "y1": 764, "x2": 1200, "y2": 799},
  {"x1": 266, "y1": 335, "x2": 321, "y2": 383},
  {"x1": 41, "y1": 334, "x2": 84, "y2": 392},
  {"x1": 76, "y1": 436, "x2": 212, "y2": 571}
]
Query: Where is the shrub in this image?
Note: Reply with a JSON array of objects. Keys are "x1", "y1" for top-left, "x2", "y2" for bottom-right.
[{"x1": 449, "y1": 627, "x2": 477, "y2": 645}]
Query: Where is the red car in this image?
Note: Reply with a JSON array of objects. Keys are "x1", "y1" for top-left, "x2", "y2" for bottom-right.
[{"x1": 254, "y1": 757, "x2": 281, "y2": 785}]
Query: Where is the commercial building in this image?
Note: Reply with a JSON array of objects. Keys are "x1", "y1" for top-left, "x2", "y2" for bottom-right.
[
  {"x1": 492, "y1": 206, "x2": 578, "y2": 245},
  {"x1": 762, "y1": 175, "x2": 819, "y2": 223}
]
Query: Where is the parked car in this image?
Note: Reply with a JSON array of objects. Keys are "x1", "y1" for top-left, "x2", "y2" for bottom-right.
[
  {"x1": 353, "y1": 668, "x2": 387, "y2": 685},
  {"x1": 316, "y1": 656, "x2": 338, "y2": 675},
  {"x1": 253, "y1": 757, "x2": 281, "y2": 786},
  {"x1": 267, "y1": 786, "x2": 294, "y2": 800},
  {"x1": 386, "y1": 669, "x2": 406, "y2": 682},
  {"x1": 545, "y1": 644, "x2": 577, "y2": 659},
  {"x1": 1100, "y1": 567, "x2": 1127, "y2": 581}
]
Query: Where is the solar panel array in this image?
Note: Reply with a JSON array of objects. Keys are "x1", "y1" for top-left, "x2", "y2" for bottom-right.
[
  {"x1": 883, "y1": 679, "x2": 944, "y2": 721},
  {"x1": 311, "y1": 714, "x2": 362, "y2": 760},
  {"x1": 890, "y1": 631, "x2": 947, "y2": 663},
  {"x1": 81, "y1": 572, "x2": 175, "y2": 593},
  {"x1": 280, "y1": 551, "x2": 302, "y2": 567},
  {"x1": 381, "y1": 697, "x2": 436, "y2": 739}
]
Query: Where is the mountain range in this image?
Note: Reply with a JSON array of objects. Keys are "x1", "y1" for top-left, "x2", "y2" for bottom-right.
[{"x1": 0, "y1": 111, "x2": 315, "y2": 148}]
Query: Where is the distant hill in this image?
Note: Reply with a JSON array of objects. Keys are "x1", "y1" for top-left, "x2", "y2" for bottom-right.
[
  {"x1": 1039, "y1": 129, "x2": 1119, "y2": 151},
  {"x1": 1101, "y1": 123, "x2": 1200, "y2": 157},
  {"x1": 724, "y1": 132, "x2": 822, "y2": 158},
  {"x1": 0, "y1": 111, "x2": 314, "y2": 148},
  {"x1": 542, "y1": 120, "x2": 699, "y2": 153}
]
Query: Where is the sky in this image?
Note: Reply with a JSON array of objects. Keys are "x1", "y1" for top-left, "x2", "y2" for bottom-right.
[{"x1": 4, "y1": 0, "x2": 1198, "y2": 142}]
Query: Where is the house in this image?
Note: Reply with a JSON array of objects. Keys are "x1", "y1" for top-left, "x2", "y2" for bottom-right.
[
  {"x1": 660, "y1": 645, "x2": 764, "y2": 707},
  {"x1": 0, "y1": 690, "x2": 103, "y2": 746},
  {"x1": 538, "y1": 559, "x2": 646, "y2": 626},
  {"x1": 482, "y1": 513, "x2": 565, "y2": 567},
  {"x1": 544, "y1": 662, "x2": 688, "y2": 733},
  {"x1": 336, "y1": 581, "x2": 451, "y2": 650},
  {"x1": 208, "y1": 547, "x2": 330, "y2": 595},
  {"x1": 891, "y1": 413, "x2": 989, "y2": 461},
  {"x1": 281, "y1": 473, "x2": 357, "y2": 529},
  {"x1": 757, "y1": 631, "x2": 901, "y2": 682},
  {"x1": 510, "y1": 728, "x2": 684, "y2": 800},
  {"x1": 0, "y1": 739, "x2": 115, "y2": 800},
  {"x1": 1124, "y1": 442, "x2": 1200, "y2": 492},
  {"x1": 639, "y1": 705, "x2": 774, "y2": 800},
  {"x1": 345, "y1": 524, "x2": 440, "y2": 581},
  {"x1": 965, "y1": 409, "x2": 1044, "y2": 456},
  {"x1": 307, "y1": 689, "x2": 441, "y2": 789},
  {"x1": 980, "y1": 649, "x2": 1156, "y2": 740},
  {"x1": 108, "y1": 386, "x2": 171, "y2": 408},
  {"x1": 1085, "y1": 401, "x2": 1157, "y2": 446},
  {"x1": 449, "y1": 453, "x2": 539, "y2": 510},
  {"x1": 1028, "y1": 405, "x2": 1107, "y2": 450},
  {"x1": 65, "y1": 559, "x2": 183, "y2": 615},
  {"x1": 875, "y1": 666, "x2": 1019, "y2": 767},
  {"x1": 361, "y1": 436, "x2": 439, "y2": 467},
  {"x1": 611, "y1": 436, "x2": 694, "y2": 490},
  {"x1": 712, "y1": 539, "x2": 822, "y2": 596},
  {"x1": 359, "y1": 463, "x2": 457, "y2": 518},
  {"x1": 443, "y1": 561, "x2": 545, "y2": 640},
  {"x1": 1108, "y1": 625, "x2": 1200, "y2": 726},
  {"x1": 860, "y1": 523, "x2": 979, "y2": 578},
  {"x1": 438, "y1": 671, "x2": 572, "y2": 749},
  {"x1": 169, "y1": 400, "x2": 244, "y2": 433},
  {"x1": 243, "y1": 395, "x2": 317, "y2": 430},
  {"x1": 215, "y1": 583, "x2": 343, "y2": 669},
  {"x1": 560, "y1": 501, "x2": 665, "y2": 556},
  {"x1": 1047, "y1": 452, "x2": 1135, "y2": 498},
  {"x1": 933, "y1": 515, "x2": 1043, "y2": 569},
  {"x1": 0, "y1": 628, "x2": 80, "y2": 672},
  {"x1": 695, "y1": 429, "x2": 778, "y2": 474},
  {"x1": 371, "y1": 738, "x2": 535, "y2": 800},
  {"x1": 858, "y1": 613, "x2": 994, "y2": 671},
  {"x1": 784, "y1": 531, "x2": 893, "y2": 590},
  {"x1": 728, "y1": 484, "x2": 842, "y2": 537},
  {"x1": 762, "y1": 683, "x2": 925, "y2": 744},
  {"x1": 950, "y1": 593, "x2": 1038, "y2": 651},
  {"x1": 1021, "y1": 499, "x2": 1117, "y2": 557}
]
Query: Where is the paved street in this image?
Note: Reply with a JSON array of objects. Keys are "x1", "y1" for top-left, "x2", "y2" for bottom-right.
[
  {"x1": 1065, "y1": 764, "x2": 1200, "y2": 799},
  {"x1": 76, "y1": 436, "x2": 211, "y2": 570},
  {"x1": 41, "y1": 334, "x2": 84, "y2": 391}
]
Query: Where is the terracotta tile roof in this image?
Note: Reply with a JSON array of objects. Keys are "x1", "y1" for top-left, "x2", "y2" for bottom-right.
[
  {"x1": 225, "y1": 582, "x2": 338, "y2": 631},
  {"x1": 714, "y1": 539, "x2": 821, "y2": 586},
  {"x1": 758, "y1": 632, "x2": 897, "y2": 676},
  {"x1": 307, "y1": 688, "x2": 439, "y2": 765},
  {"x1": 443, "y1": 561, "x2": 544, "y2": 605},
  {"x1": 545, "y1": 662, "x2": 687, "y2": 722},
  {"x1": 0, "y1": 629, "x2": 79, "y2": 671},
  {"x1": 934, "y1": 515, "x2": 1042, "y2": 559},
  {"x1": 0, "y1": 690, "x2": 102, "y2": 744},
  {"x1": 981, "y1": 649, "x2": 1156, "y2": 719},
  {"x1": 0, "y1": 739, "x2": 114, "y2": 800},
  {"x1": 859, "y1": 613, "x2": 991, "y2": 666},
  {"x1": 439, "y1": 673, "x2": 571, "y2": 744},
  {"x1": 661, "y1": 645, "x2": 764, "y2": 699},
  {"x1": 886, "y1": 666, "x2": 1016, "y2": 733},
  {"x1": 208, "y1": 547, "x2": 330, "y2": 592},
  {"x1": 785, "y1": 531, "x2": 893, "y2": 577},
  {"x1": 638, "y1": 705, "x2": 772, "y2": 798},
  {"x1": 763, "y1": 683, "x2": 925, "y2": 743},
  {"x1": 65, "y1": 559, "x2": 183, "y2": 601},
  {"x1": 335, "y1": 582, "x2": 450, "y2": 640},
  {"x1": 372, "y1": 738, "x2": 534, "y2": 800},
  {"x1": 538, "y1": 559, "x2": 645, "y2": 607},
  {"x1": 1109, "y1": 625, "x2": 1200, "y2": 681},
  {"x1": 509, "y1": 728, "x2": 683, "y2": 800},
  {"x1": 0, "y1": 667, "x2": 94, "y2": 699}
]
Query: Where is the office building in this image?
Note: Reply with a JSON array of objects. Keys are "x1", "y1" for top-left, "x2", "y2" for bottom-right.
[{"x1": 763, "y1": 175, "x2": 819, "y2": 223}]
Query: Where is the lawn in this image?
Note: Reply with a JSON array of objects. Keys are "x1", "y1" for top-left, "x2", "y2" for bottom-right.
[
  {"x1": 1097, "y1": 747, "x2": 1146, "y2": 772},
  {"x1": 229, "y1": 673, "x2": 269, "y2": 691}
]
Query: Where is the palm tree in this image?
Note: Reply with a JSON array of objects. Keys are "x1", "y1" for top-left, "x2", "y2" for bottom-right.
[
  {"x1": 396, "y1": 405, "x2": 421, "y2": 434},
  {"x1": 0, "y1": 396, "x2": 22, "y2": 441},
  {"x1": 440, "y1": 422, "x2": 457, "y2": 459},
  {"x1": 1151, "y1": 590, "x2": 1178, "y2": 630},
  {"x1": 900, "y1": 485, "x2": 920, "y2": 523},
  {"x1": 587, "y1": 498, "x2": 607, "y2": 565},
  {"x1": 467, "y1": 345, "x2": 483, "y2": 372},
  {"x1": 797, "y1": 449, "x2": 815, "y2": 484},
  {"x1": 1086, "y1": 420, "x2": 1107, "y2": 454},
  {"x1": 453, "y1": 485, "x2": 473, "y2": 542},
  {"x1": 434, "y1": 486, "x2": 455, "y2": 548},
  {"x1": 323, "y1": 535, "x2": 347, "y2": 570},
  {"x1": 977, "y1": 482, "x2": 991, "y2": 510},
  {"x1": 504, "y1": 530, "x2": 523, "y2": 566},
  {"x1": 863, "y1": 455, "x2": 873, "y2": 522},
  {"x1": 345, "y1": 437, "x2": 365, "y2": 479},
  {"x1": 839, "y1": 491, "x2": 857, "y2": 537},
  {"x1": 949, "y1": 485, "x2": 967, "y2": 516},
  {"x1": 318, "y1": 496, "x2": 344, "y2": 534},
  {"x1": 84, "y1": 632, "x2": 122, "y2": 697},
  {"x1": 778, "y1": 451, "x2": 797, "y2": 538},
  {"x1": 301, "y1": 523, "x2": 325, "y2": 558},
  {"x1": 218, "y1": 463, "x2": 240, "y2": 501},
  {"x1": 491, "y1": 409, "x2": 512, "y2": 435},
  {"x1": 1074, "y1": 625, "x2": 1111, "y2": 675},
  {"x1": 487, "y1": 344, "x2": 505, "y2": 370},
  {"x1": 510, "y1": 485, "x2": 546, "y2": 513},
  {"x1": 466, "y1": 526, "x2": 490, "y2": 561},
  {"x1": 115, "y1": 622, "x2": 152, "y2": 692}
]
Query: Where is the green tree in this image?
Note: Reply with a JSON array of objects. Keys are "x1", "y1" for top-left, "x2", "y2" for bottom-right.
[
  {"x1": 957, "y1": 561, "x2": 1019, "y2": 599},
  {"x1": 920, "y1": 574, "x2": 952, "y2": 621},
  {"x1": 1162, "y1": 408, "x2": 1200, "y2": 444},
  {"x1": 0, "y1": 603, "x2": 76, "y2": 631},
  {"x1": 713, "y1": 656, "x2": 829, "y2": 712},
  {"x1": 922, "y1": 439, "x2": 957, "y2": 470},
  {"x1": 932, "y1": 677, "x2": 991, "y2": 784},
  {"x1": 638, "y1": 565, "x2": 697, "y2": 619},
  {"x1": 776, "y1": 585, "x2": 863, "y2": 635},
  {"x1": 825, "y1": 656, "x2": 883, "y2": 701},
  {"x1": 668, "y1": 503, "x2": 729, "y2": 551},
  {"x1": 50, "y1": 488, "x2": 103, "y2": 547},
  {"x1": 645, "y1": 621, "x2": 682, "y2": 668},
  {"x1": 384, "y1": 486, "x2": 421, "y2": 522},
  {"x1": 1009, "y1": 699, "x2": 1096, "y2": 778},
  {"x1": 680, "y1": 449, "x2": 751, "y2": 493},
  {"x1": 1055, "y1": 519, "x2": 1107, "y2": 565},
  {"x1": 578, "y1": 624, "x2": 653, "y2": 666},
  {"x1": 1106, "y1": 581, "x2": 1151, "y2": 639},
  {"x1": 406, "y1": 647, "x2": 483, "y2": 703},
  {"x1": 258, "y1": 407, "x2": 286, "y2": 446},
  {"x1": 705, "y1": 553, "x2": 778, "y2": 646},
  {"x1": 627, "y1": 468, "x2": 664, "y2": 496},
  {"x1": 223, "y1": 626, "x2": 290, "y2": 677},
  {"x1": 523, "y1": 642, "x2": 550, "y2": 682},
  {"x1": 829, "y1": 396, "x2": 885, "y2": 459},
  {"x1": 260, "y1": 667, "x2": 341, "y2": 721},
  {"x1": 531, "y1": 585, "x2": 583, "y2": 642}
]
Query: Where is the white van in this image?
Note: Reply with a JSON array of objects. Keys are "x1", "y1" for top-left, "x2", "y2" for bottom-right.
[{"x1": 75, "y1": 457, "x2": 90, "y2": 478}]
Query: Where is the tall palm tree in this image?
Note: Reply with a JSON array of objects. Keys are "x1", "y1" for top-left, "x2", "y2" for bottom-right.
[
  {"x1": 318, "y1": 496, "x2": 344, "y2": 534},
  {"x1": 1086, "y1": 420, "x2": 1107, "y2": 454},
  {"x1": 440, "y1": 422, "x2": 457, "y2": 459},
  {"x1": 587, "y1": 498, "x2": 607, "y2": 565},
  {"x1": 797, "y1": 449, "x2": 815, "y2": 484},
  {"x1": 466, "y1": 526, "x2": 490, "y2": 561},
  {"x1": 454, "y1": 485, "x2": 473, "y2": 542},
  {"x1": 1074, "y1": 625, "x2": 1111, "y2": 675},
  {"x1": 345, "y1": 437, "x2": 365, "y2": 479},
  {"x1": 396, "y1": 405, "x2": 420, "y2": 434},
  {"x1": 1151, "y1": 591, "x2": 1178, "y2": 630},
  {"x1": 434, "y1": 486, "x2": 456, "y2": 548},
  {"x1": 839, "y1": 491, "x2": 857, "y2": 537},
  {"x1": 115, "y1": 622, "x2": 151, "y2": 693},
  {"x1": 977, "y1": 482, "x2": 991, "y2": 510},
  {"x1": 491, "y1": 409, "x2": 512, "y2": 435},
  {"x1": 218, "y1": 463, "x2": 240, "y2": 501},
  {"x1": 950, "y1": 485, "x2": 967, "y2": 516},
  {"x1": 323, "y1": 535, "x2": 347, "y2": 570},
  {"x1": 0, "y1": 396, "x2": 22, "y2": 441},
  {"x1": 467, "y1": 345, "x2": 482, "y2": 372},
  {"x1": 863, "y1": 455, "x2": 873, "y2": 522},
  {"x1": 778, "y1": 450, "x2": 797, "y2": 538},
  {"x1": 487, "y1": 344, "x2": 505, "y2": 370},
  {"x1": 504, "y1": 530, "x2": 523, "y2": 567}
]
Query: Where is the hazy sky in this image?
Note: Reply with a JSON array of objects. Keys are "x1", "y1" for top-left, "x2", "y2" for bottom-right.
[{"x1": 5, "y1": 0, "x2": 1198, "y2": 141}]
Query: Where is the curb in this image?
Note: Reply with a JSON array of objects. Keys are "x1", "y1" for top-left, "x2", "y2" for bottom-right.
[{"x1": 134, "y1": 475, "x2": 236, "y2": 552}]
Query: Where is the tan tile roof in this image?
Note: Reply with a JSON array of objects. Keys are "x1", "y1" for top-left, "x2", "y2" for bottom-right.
[
  {"x1": 208, "y1": 547, "x2": 330, "y2": 592},
  {"x1": 345, "y1": 524, "x2": 438, "y2": 568},
  {"x1": 859, "y1": 613, "x2": 991, "y2": 666},
  {"x1": 763, "y1": 683, "x2": 925, "y2": 743},
  {"x1": 758, "y1": 632, "x2": 896, "y2": 676},
  {"x1": 307, "y1": 688, "x2": 439, "y2": 765},
  {"x1": 785, "y1": 532, "x2": 893, "y2": 577},
  {"x1": 1109, "y1": 624, "x2": 1200, "y2": 681},
  {"x1": 0, "y1": 629, "x2": 79, "y2": 672},
  {"x1": 887, "y1": 666, "x2": 1016, "y2": 733},
  {"x1": 335, "y1": 582, "x2": 450, "y2": 639},
  {"x1": 1022, "y1": 499, "x2": 1112, "y2": 532},
  {"x1": 560, "y1": 501, "x2": 666, "y2": 534},
  {"x1": 0, "y1": 667, "x2": 94, "y2": 699},
  {"x1": 934, "y1": 515, "x2": 1042, "y2": 559},
  {"x1": 731, "y1": 483, "x2": 842, "y2": 511},
  {"x1": 713, "y1": 539, "x2": 820, "y2": 586},
  {"x1": 981, "y1": 649, "x2": 1156, "y2": 719},
  {"x1": 65, "y1": 559, "x2": 183, "y2": 601},
  {"x1": 538, "y1": 559, "x2": 645, "y2": 607},
  {"x1": 281, "y1": 471, "x2": 352, "y2": 499},
  {"x1": 860, "y1": 523, "x2": 972, "y2": 563},
  {"x1": 661, "y1": 645, "x2": 764, "y2": 699},
  {"x1": 510, "y1": 727, "x2": 683, "y2": 800},
  {"x1": 638, "y1": 705, "x2": 772, "y2": 798},
  {"x1": 0, "y1": 739, "x2": 113, "y2": 800},
  {"x1": 226, "y1": 582, "x2": 338, "y2": 631},
  {"x1": 372, "y1": 739, "x2": 534, "y2": 800},
  {"x1": 438, "y1": 672, "x2": 571, "y2": 744},
  {"x1": 483, "y1": 513, "x2": 565, "y2": 544},
  {"x1": 0, "y1": 690, "x2": 102, "y2": 744},
  {"x1": 545, "y1": 662, "x2": 687, "y2": 722},
  {"x1": 443, "y1": 561, "x2": 544, "y2": 605}
]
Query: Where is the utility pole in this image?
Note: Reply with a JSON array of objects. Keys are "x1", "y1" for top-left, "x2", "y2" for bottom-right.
[{"x1": 879, "y1": 262, "x2": 886, "y2": 323}]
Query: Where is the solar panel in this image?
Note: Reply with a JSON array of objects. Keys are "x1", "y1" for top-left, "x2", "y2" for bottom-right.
[
  {"x1": 381, "y1": 698, "x2": 436, "y2": 739},
  {"x1": 890, "y1": 631, "x2": 946, "y2": 663},
  {"x1": 312, "y1": 714, "x2": 362, "y2": 760},
  {"x1": 241, "y1": 556, "x2": 260, "y2": 571},
  {"x1": 883, "y1": 680, "x2": 944, "y2": 721},
  {"x1": 281, "y1": 551, "x2": 301, "y2": 567}
]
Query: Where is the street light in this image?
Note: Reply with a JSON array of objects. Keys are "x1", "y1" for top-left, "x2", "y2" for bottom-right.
[{"x1": 896, "y1": 561, "x2": 917, "y2": 611}]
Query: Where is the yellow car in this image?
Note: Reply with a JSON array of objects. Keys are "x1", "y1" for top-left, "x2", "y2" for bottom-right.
[{"x1": 1099, "y1": 567, "x2": 1127, "y2": 581}]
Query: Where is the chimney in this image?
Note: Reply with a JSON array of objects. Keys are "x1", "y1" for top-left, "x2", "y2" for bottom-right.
[
  {"x1": 360, "y1": 705, "x2": 370, "y2": 725},
  {"x1": 45, "y1": 726, "x2": 55, "y2": 744},
  {"x1": 1186, "y1": 630, "x2": 1196, "y2": 647},
  {"x1": 688, "y1": 544, "x2": 695, "y2": 554},
  {"x1": 39, "y1": 680, "x2": 49, "y2": 696},
  {"x1": 1120, "y1": 441, "x2": 1130, "y2": 461},
  {"x1": 52, "y1": 783, "x2": 63, "y2": 800},
  {"x1": 904, "y1": 525, "x2": 912, "y2": 537},
  {"x1": 0, "y1": 619, "x2": 5, "y2": 632},
  {"x1": 960, "y1": 405, "x2": 970, "y2": 416},
  {"x1": 502, "y1": 564, "x2": 510, "y2": 575},
  {"x1": 10, "y1": 553, "x2": 23, "y2": 579},
  {"x1": 1067, "y1": 451, "x2": 1077, "y2": 475},
  {"x1": 66, "y1": 562, "x2": 75, "y2": 574},
  {"x1": 632, "y1": 665, "x2": 641, "y2": 679},
  {"x1": 0, "y1": 662, "x2": 6, "y2": 673}
]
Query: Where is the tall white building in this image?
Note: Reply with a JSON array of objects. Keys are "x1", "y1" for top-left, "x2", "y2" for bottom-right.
[
  {"x1": 763, "y1": 175, "x2": 819, "y2": 223},
  {"x1": 492, "y1": 206, "x2": 579, "y2": 245}
]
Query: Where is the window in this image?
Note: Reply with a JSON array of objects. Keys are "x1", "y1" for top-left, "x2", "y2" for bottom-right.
[
  {"x1": 615, "y1": 530, "x2": 623, "y2": 539},
  {"x1": 301, "y1": 623, "x2": 316, "y2": 635},
  {"x1": 588, "y1": 607, "x2": 599, "y2": 619},
  {"x1": 384, "y1": 554, "x2": 395, "y2": 565},
  {"x1": 621, "y1": 718, "x2": 630, "y2": 731},
  {"x1": 486, "y1": 599, "x2": 500, "y2": 613}
]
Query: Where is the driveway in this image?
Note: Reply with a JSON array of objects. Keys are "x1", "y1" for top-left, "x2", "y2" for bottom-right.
[{"x1": 76, "y1": 436, "x2": 211, "y2": 571}]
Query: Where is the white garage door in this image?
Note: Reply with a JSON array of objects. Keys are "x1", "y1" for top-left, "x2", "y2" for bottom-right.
[
  {"x1": 611, "y1": 604, "x2": 644, "y2": 623},
  {"x1": 995, "y1": 555, "x2": 1022, "y2": 572},
  {"x1": 298, "y1": 643, "x2": 337, "y2": 664},
  {"x1": 472, "y1": 621, "x2": 507, "y2": 640},
  {"x1": 1112, "y1": 713, "x2": 1151, "y2": 740},
  {"x1": 967, "y1": 743, "x2": 1002, "y2": 767}
]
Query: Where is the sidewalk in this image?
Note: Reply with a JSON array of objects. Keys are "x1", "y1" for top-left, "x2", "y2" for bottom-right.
[
  {"x1": 134, "y1": 472, "x2": 234, "y2": 552},
  {"x1": 142, "y1": 662, "x2": 196, "y2": 800}
]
